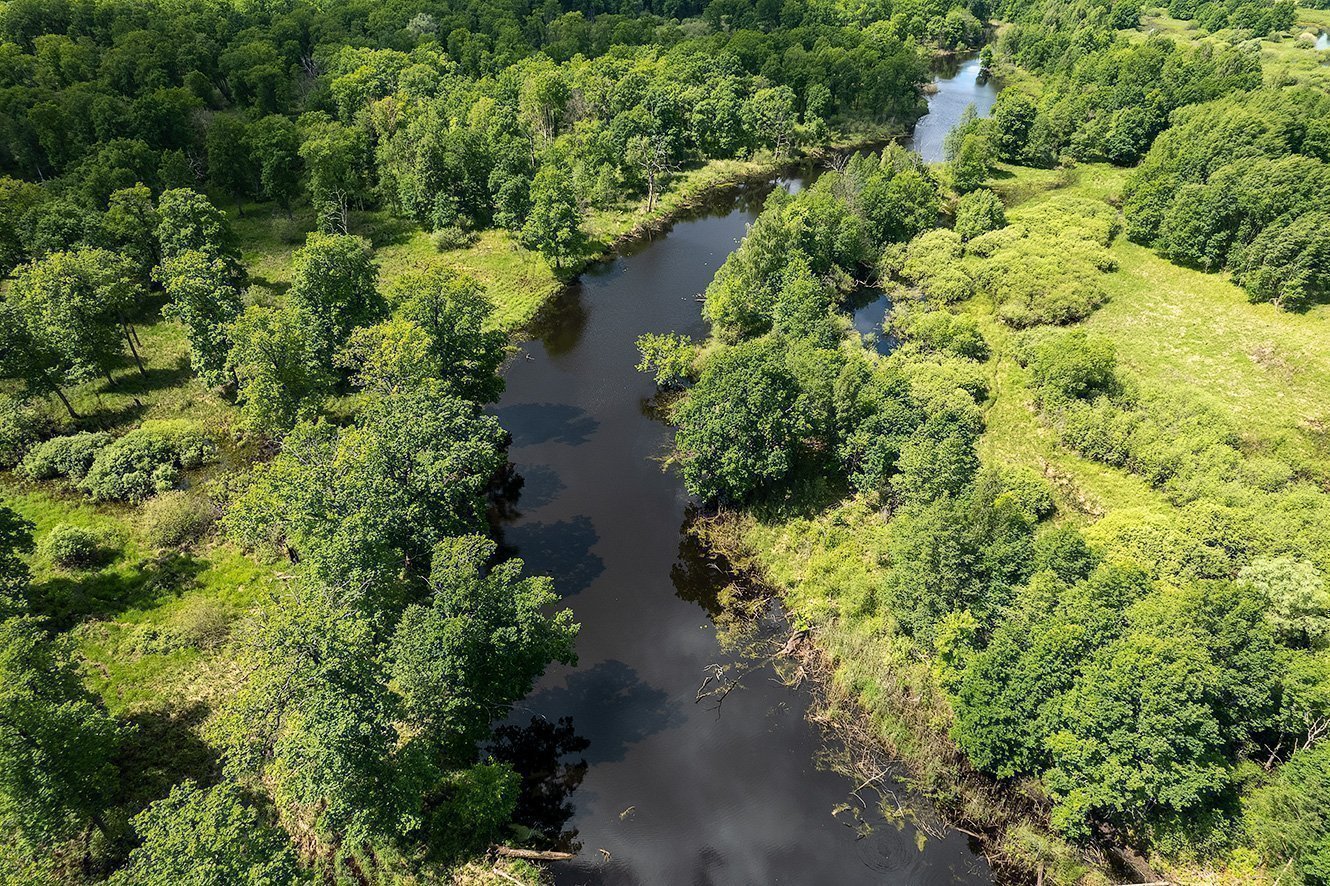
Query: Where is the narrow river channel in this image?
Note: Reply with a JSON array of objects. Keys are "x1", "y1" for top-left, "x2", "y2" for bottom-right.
[{"x1": 490, "y1": 56, "x2": 999, "y2": 886}]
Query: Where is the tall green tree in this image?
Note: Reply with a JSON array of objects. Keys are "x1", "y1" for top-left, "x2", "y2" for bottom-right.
[
  {"x1": 157, "y1": 250, "x2": 245, "y2": 389},
  {"x1": 227, "y1": 303, "x2": 333, "y2": 439},
  {"x1": 521, "y1": 165, "x2": 584, "y2": 270},
  {"x1": 390, "y1": 535, "x2": 578, "y2": 759},
  {"x1": 224, "y1": 387, "x2": 507, "y2": 583},
  {"x1": 6, "y1": 248, "x2": 146, "y2": 385},
  {"x1": 386, "y1": 268, "x2": 506, "y2": 403},
  {"x1": 674, "y1": 335, "x2": 813, "y2": 503},
  {"x1": 0, "y1": 617, "x2": 122, "y2": 846},
  {"x1": 287, "y1": 233, "x2": 385, "y2": 367}
]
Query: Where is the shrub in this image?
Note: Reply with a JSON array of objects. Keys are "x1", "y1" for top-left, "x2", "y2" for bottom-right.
[
  {"x1": 41, "y1": 524, "x2": 109, "y2": 569},
  {"x1": 0, "y1": 396, "x2": 51, "y2": 469},
  {"x1": 19, "y1": 432, "x2": 111, "y2": 481},
  {"x1": 430, "y1": 225, "x2": 476, "y2": 251},
  {"x1": 1028, "y1": 331, "x2": 1118, "y2": 403},
  {"x1": 899, "y1": 310, "x2": 989, "y2": 360},
  {"x1": 953, "y1": 189, "x2": 1007, "y2": 241},
  {"x1": 81, "y1": 421, "x2": 217, "y2": 503},
  {"x1": 142, "y1": 491, "x2": 218, "y2": 549}
]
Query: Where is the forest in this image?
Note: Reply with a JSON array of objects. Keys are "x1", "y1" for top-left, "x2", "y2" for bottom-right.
[{"x1": 1, "y1": 0, "x2": 1328, "y2": 882}]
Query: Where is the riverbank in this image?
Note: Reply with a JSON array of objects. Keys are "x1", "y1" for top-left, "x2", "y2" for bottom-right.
[{"x1": 692, "y1": 158, "x2": 1318, "y2": 886}]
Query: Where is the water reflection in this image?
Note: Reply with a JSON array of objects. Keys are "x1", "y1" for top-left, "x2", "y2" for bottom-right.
[
  {"x1": 847, "y1": 288, "x2": 898, "y2": 356},
  {"x1": 494, "y1": 402, "x2": 600, "y2": 446},
  {"x1": 499, "y1": 515, "x2": 605, "y2": 597},
  {"x1": 521, "y1": 661, "x2": 683, "y2": 765},
  {"x1": 490, "y1": 716, "x2": 590, "y2": 851}
]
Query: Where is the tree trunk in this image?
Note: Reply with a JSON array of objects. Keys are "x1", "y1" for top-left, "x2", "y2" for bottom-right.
[
  {"x1": 51, "y1": 385, "x2": 79, "y2": 420},
  {"x1": 123, "y1": 324, "x2": 147, "y2": 376}
]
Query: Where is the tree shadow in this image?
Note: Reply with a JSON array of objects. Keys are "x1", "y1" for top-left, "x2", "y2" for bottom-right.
[
  {"x1": 355, "y1": 213, "x2": 418, "y2": 248},
  {"x1": 111, "y1": 701, "x2": 220, "y2": 817},
  {"x1": 487, "y1": 716, "x2": 589, "y2": 852},
  {"x1": 28, "y1": 551, "x2": 209, "y2": 631},
  {"x1": 671, "y1": 516, "x2": 746, "y2": 618},
  {"x1": 520, "y1": 660, "x2": 682, "y2": 765},
  {"x1": 526, "y1": 284, "x2": 588, "y2": 357},
  {"x1": 490, "y1": 462, "x2": 566, "y2": 524},
  {"x1": 497, "y1": 516, "x2": 603, "y2": 598},
  {"x1": 492, "y1": 403, "x2": 599, "y2": 447}
]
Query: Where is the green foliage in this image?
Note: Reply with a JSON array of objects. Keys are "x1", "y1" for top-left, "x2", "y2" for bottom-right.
[
  {"x1": 227, "y1": 303, "x2": 334, "y2": 440},
  {"x1": 79, "y1": 420, "x2": 215, "y2": 503},
  {"x1": 674, "y1": 336, "x2": 814, "y2": 503},
  {"x1": 18, "y1": 431, "x2": 110, "y2": 482},
  {"x1": 39, "y1": 523, "x2": 107, "y2": 569},
  {"x1": 0, "y1": 395, "x2": 49, "y2": 469},
  {"x1": 1123, "y1": 90, "x2": 1330, "y2": 308},
  {"x1": 389, "y1": 535, "x2": 578, "y2": 757},
  {"x1": 0, "y1": 507, "x2": 34, "y2": 618},
  {"x1": 1027, "y1": 330, "x2": 1118, "y2": 404},
  {"x1": 141, "y1": 491, "x2": 217, "y2": 550},
  {"x1": 896, "y1": 310, "x2": 989, "y2": 360},
  {"x1": 1240, "y1": 557, "x2": 1330, "y2": 648},
  {"x1": 210, "y1": 582, "x2": 405, "y2": 849},
  {"x1": 287, "y1": 233, "x2": 385, "y2": 367},
  {"x1": 635, "y1": 333, "x2": 695, "y2": 388},
  {"x1": 112, "y1": 781, "x2": 306, "y2": 886},
  {"x1": 385, "y1": 267, "x2": 506, "y2": 403},
  {"x1": 0, "y1": 616, "x2": 121, "y2": 846},
  {"x1": 521, "y1": 165, "x2": 585, "y2": 270},
  {"x1": 953, "y1": 189, "x2": 1006, "y2": 241},
  {"x1": 224, "y1": 389, "x2": 506, "y2": 585},
  {"x1": 157, "y1": 250, "x2": 245, "y2": 389},
  {"x1": 4, "y1": 248, "x2": 142, "y2": 396},
  {"x1": 1247, "y1": 742, "x2": 1330, "y2": 885}
]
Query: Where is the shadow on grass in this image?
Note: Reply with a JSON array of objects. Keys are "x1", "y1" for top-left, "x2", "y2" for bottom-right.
[
  {"x1": 29, "y1": 551, "x2": 209, "y2": 631},
  {"x1": 112, "y1": 701, "x2": 220, "y2": 816}
]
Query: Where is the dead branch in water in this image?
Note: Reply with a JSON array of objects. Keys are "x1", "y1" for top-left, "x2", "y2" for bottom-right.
[{"x1": 492, "y1": 846, "x2": 576, "y2": 861}]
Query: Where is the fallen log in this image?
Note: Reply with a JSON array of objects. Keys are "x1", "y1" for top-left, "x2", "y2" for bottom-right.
[{"x1": 493, "y1": 846, "x2": 576, "y2": 862}]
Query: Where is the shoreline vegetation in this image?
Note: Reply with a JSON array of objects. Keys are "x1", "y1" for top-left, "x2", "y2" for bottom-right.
[
  {"x1": 651, "y1": 7, "x2": 1330, "y2": 884},
  {"x1": 0, "y1": 0, "x2": 955, "y2": 879}
]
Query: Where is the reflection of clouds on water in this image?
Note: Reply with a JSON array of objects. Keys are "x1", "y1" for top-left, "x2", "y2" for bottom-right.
[
  {"x1": 523, "y1": 660, "x2": 682, "y2": 765},
  {"x1": 500, "y1": 516, "x2": 604, "y2": 597},
  {"x1": 495, "y1": 402, "x2": 599, "y2": 446}
]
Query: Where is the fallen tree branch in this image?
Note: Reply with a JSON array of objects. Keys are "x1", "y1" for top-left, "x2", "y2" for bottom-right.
[{"x1": 493, "y1": 846, "x2": 576, "y2": 861}]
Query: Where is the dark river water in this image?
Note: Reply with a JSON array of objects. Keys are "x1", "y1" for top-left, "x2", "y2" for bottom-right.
[{"x1": 489, "y1": 57, "x2": 999, "y2": 886}]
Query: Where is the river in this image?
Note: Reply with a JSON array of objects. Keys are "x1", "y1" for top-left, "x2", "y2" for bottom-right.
[{"x1": 489, "y1": 55, "x2": 999, "y2": 886}]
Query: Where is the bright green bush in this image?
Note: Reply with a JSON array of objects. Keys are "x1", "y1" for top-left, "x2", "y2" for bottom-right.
[
  {"x1": 40, "y1": 524, "x2": 108, "y2": 569},
  {"x1": 80, "y1": 421, "x2": 216, "y2": 503},
  {"x1": 142, "y1": 491, "x2": 218, "y2": 549},
  {"x1": 953, "y1": 189, "x2": 1007, "y2": 241},
  {"x1": 18, "y1": 432, "x2": 111, "y2": 482},
  {"x1": 1027, "y1": 330, "x2": 1118, "y2": 404}
]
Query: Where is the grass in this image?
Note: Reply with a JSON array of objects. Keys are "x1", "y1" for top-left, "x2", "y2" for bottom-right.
[{"x1": 1132, "y1": 9, "x2": 1330, "y2": 91}]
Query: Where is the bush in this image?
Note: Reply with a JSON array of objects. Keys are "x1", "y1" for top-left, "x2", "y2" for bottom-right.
[
  {"x1": 899, "y1": 310, "x2": 989, "y2": 360},
  {"x1": 953, "y1": 189, "x2": 1007, "y2": 241},
  {"x1": 41, "y1": 524, "x2": 109, "y2": 569},
  {"x1": 1028, "y1": 331, "x2": 1118, "y2": 403},
  {"x1": 0, "y1": 396, "x2": 51, "y2": 469},
  {"x1": 81, "y1": 421, "x2": 217, "y2": 503},
  {"x1": 142, "y1": 491, "x2": 218, "y2": 549},
  {"x1": 19, "y1": 432, "x2": 112, "y2": 481},
  {"x1": 430, "y1": 225, "x2": 476, "y2": 251}
]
